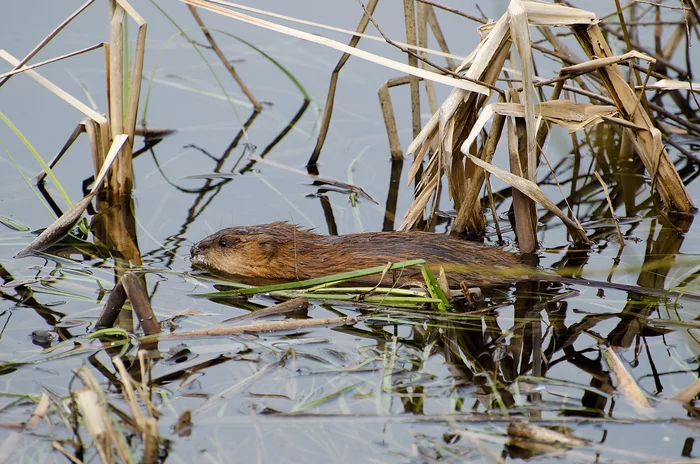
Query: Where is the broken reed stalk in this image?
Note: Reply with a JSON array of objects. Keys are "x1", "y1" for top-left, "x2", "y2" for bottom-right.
[
  {"x1": 187, "y1": 4, "x2": 262, "y2": 111},
  {"x1": 400, "y1": 13, "x2": 513, "y2": 232},
  {"x1": 0, "y1": 0, "x2": 95, "y2": 89},
  {"x1": 107, "y1": 0, "x2": 147, "y2": 197},
  {"x1": 95, "y1": 271, "x2": 160, "y2": 336},
  {"x1": 122, "y1": 272, "x2": 160, "y2": 336},
  {"x1": 403, "y1": 0, "x2": 422, "y2": 142},
  {"x1": 308, "y1": 0, "x2": 379, "y2": 166},
  {"x1": 507, "y1": 92, "x2": 538, "y2": 253},
  {"x1": 571, "y1": 23, "x2": 694, "y2": 213},
  {"x1": 417, "y1": 3, "x2": 438, "y2": 115},
  {"x1": 140, "y1": 316, "x2": 358, "y2": 342},
  {"x1": 14, "y1": 135, "x2": 128, "y2": 258},
  {"x1": 4, "y1": 1, "x2": 149, "y2": 272},
  {"x1": 222, "y1": 296, "x2": 309, "y2": 323},
  {"x1": 70, "y1": 355, "x2": 161, "y2": 463},
  {"x1": 401, "y1": 1, "x2": 694, "y2": 244},
  {"x1": 0, "y1": 50, "x2": 110, "y2": 182},
  {"x1": 378, "y1": 76, "x2": 408, "y2": 159},
  {"x1": 377, "y1": 4, "x2": 457, "y2": 161},
  {"x1": 452, "y1": 94, "x2": 506, "y2": 233}
]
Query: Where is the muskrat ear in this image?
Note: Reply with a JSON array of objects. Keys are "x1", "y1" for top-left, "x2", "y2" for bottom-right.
[{"x1": 259, "y1": 240, "x2": 280, "y2": 260}]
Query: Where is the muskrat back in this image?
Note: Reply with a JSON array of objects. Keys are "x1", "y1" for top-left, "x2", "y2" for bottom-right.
[{"x1": 190, "y1": 222, "x2": 525, "y2": 287}]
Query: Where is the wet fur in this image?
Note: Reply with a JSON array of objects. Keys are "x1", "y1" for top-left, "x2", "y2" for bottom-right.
[{"x1": 191, "y1": 222, "x2": 526, "y2": 287}]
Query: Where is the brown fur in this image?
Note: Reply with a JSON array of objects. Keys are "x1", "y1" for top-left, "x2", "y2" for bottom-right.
[{"x1": 191, "y1": 222, "x2": 528, "y2": 287}]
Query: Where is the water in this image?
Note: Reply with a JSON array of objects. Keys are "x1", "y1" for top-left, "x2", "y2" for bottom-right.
[{"x1": 0, "y1": 0, "x2": 699, "y2": 462}]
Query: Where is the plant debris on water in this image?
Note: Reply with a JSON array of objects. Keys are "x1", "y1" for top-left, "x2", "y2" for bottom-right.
[{"x1": 0, "y1": 0, "x2": 700, "y2": 462}]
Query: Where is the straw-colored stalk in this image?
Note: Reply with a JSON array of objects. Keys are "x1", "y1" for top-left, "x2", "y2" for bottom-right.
[
  {"x1": 106, "y1": 0, "x2": 147, "y2": 197},
  {"x1": 308, "y1": 0, "x2": 378, "y2": 166},
  {"x1": 572, "y1": 23, "x2": 694, "y2": 212}
]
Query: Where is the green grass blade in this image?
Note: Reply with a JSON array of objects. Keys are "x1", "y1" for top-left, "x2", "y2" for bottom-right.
[
  {"x1": 293, "y1": 383, "x2": 360, "y2": 412},
  {"x1": 420, "y1": 264, "x2": 451, "y2": 311},
  {"x1": 193, "y1": 259, "x2": 426, "y2": 297},
  {"x1": 211, "y1": 29, "x2": 310, "y2": 100},
  {"x1": 0, "y1": 216, "x2": 30, "y2": 231},
  {"x1": 269, "y1": 291, "x2": 441, "y2": 305},
  {"x1": 146, "y1": 1, "x2": 245, "y2": 127},
  {"x1": 0, "y1": 110, "x2": 73, "y2": 208}
]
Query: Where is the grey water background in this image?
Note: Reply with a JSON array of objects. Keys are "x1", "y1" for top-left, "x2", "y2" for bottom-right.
[{"x1": 1, "y1": 1, "x2": 700, "y2": 462}]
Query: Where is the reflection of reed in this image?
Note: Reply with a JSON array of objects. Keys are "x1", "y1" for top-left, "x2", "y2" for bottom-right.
[
  {"x1": 150, "y1": 99, "x2": 311, "y2": 269},
  {"x1": 0, "y1": 263, "x2": 72, "y2": 346},
  {"x1": 331, "y1": 274, "x2": 687, "y2": 420}
]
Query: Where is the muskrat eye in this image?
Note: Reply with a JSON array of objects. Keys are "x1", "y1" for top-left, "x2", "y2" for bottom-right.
[{"x1": 218, "y1": 239, "x2": 229, "y2": 248}]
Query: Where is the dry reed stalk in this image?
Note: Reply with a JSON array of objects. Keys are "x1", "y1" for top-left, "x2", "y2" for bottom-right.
[
  {"x1": 183, "y1": 0, "x2": 489, "y2": 93},
  {"x1": 96, "y1": 279, "x2": 128, "y2": 330},
  {"x1": 673, "y1": 377, "x2": 700, "y2": 403},
  {"x1": 222, "y1": 296, "x2": 309, "y2": 323},
  {"x1": 452, "y1": 95, "x2": 506, "y2": 234},
  {"x1": 185, "y1": 0, "x2": 695, "y2": 244},
  {"x1": 0, "y1": 43, "x2": 104, "y2": 81},
  {"x1": 122, "y1": 272, "x2": 160, "y2": 336},
  {"x1": 401, "y1": 0, "x2": 695, "y2": 245},
  {"x1": 187, "y1": 4, "x2": 262, "y2": 111},
  {"x1": 376, "y1": 2, "x2": 457, "y2": 161},
  {"x1": 401, "y1": 3, "x2": 591, "y2": 233},
  {"x1": 70, "y1": 357, "x2": 161, "y2": 463},
  {"x1": 418, "y1": 5, "x2": 443, "y2": 115},
  {"x1": 507, "y1": 421, "x2": 588, "y2": 447},
  {"x1": 74, "y1": 366, "x2": 131, "y2": 463},
  {"x1": 378, "y1": 77, "x2": 405, "y2": 159},
  {"x1": 0, "y1": 0, "x2": 95, "y2": 88},
  {"x1": 507, "y1": 93, "x2": 538, "y2": 252},
  {"x1": 403, "y1": 0, "x2": 422, "y2": 142},
  {"x1": 423, "y1": 4, "x2": 457, "y2": 71},
  {"x1": 113, "y1": 355, "x2": 159, "y2": 461},
  {"x1": 400, "y1": 13, "x2": 512, "y2": 232},
  {"x1": 106, "y1": 0, "x2": 147, "y2": 197},
  {"x1": 143, "y1": 316, "x2": 358, "y2": 341},
  {"x1": 0, "y1": 394, "x2": 50, "y2": 462},
  {"x1": 572, "y1": 23, "x2": 694, "y2": 213},
  {"x1": 34, "y1": 124, "x2": 85, "y2": 184},
  {"x1": 640, "y1": 78, "x2": 700, "y2": 92},
  {"x1": 0, "y1": 51, "x2": 111, "y2": 178},
  {"x1": 3, "y1": 0, "x2": 148, "y2": 274},
  {"x1": 308, "y1": 0, "x2": 378, "y2": 166}
]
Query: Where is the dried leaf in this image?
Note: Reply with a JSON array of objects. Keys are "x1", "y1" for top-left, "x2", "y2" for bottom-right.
[
  {"x1": 522, "y1": 1, "x2": 597, "y2": 26},
  {"x1": 406, "y1": 14, "x2": 512, "y2": 156},
  {"x1": 602, "y1": 346, "x2": 653, "y2": 413},
  {"x1": 640, "y1": 78, "x2": 700, "y2": 92},
  {"x1": 464, "y1": 153, "x2": 589, "y2": 244}
]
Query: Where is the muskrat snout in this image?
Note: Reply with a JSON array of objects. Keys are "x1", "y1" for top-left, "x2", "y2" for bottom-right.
[
  {"x1": 190, "y1": 240, "x2": 209, "y2": 267},
  {"x1": 190, "y1": 242, "x2": 201, "y2": 257}
]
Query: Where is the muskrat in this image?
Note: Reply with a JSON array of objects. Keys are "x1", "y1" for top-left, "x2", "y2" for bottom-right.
[
  {"x1": 190, "y1": 222, "x2": 700, "y2": 301},
  {"x1": 190, "y1": 221, "x2": 527, "y2": 288}
]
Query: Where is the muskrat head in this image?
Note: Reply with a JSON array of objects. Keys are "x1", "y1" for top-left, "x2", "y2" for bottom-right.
[{"x1": 190, "y1": 225, "x2": 285, "y2": 278}]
